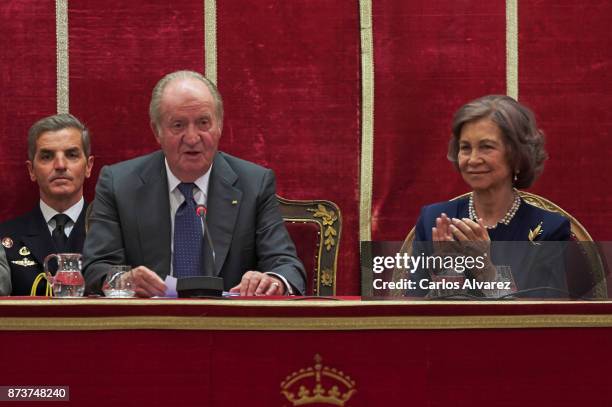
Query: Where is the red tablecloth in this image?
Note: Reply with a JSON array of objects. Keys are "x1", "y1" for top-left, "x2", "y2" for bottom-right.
[{"x1": 1, "y1": 297, "x2": 611, "y2": 406}]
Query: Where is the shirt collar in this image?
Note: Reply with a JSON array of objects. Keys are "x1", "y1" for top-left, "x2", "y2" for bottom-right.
[
  {"x1": 164, "y1": 158, "x2": 212, "y2": 196},
  {"x1": 40, "y1": 197, "x2": 84, "y2": 224}
]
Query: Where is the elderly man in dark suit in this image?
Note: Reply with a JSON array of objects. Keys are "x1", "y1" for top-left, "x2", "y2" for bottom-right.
[
  {"x1": 83, "y1": 70, "x2": 305, "y2": 297},
  {"x1": 0, "y1": 114, "x2": 94, "y2": 296}
]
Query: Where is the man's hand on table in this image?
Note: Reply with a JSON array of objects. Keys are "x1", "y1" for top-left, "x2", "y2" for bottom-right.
[
  {"x1": 131, "y1": 266, "x2": 167, "y2": 298},
  {"x1": 229, "y1": 271, "x2": 286, "y2": 296},
  {"x1": 121, "y1": 268, "x2": 286, "y2": 298}
]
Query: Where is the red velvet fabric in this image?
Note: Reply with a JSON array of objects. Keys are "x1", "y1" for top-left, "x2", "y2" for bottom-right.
[
  {"x1": 518, "y1": 1, "x2": 612, "y2": 241},
  {"x1": 3, "y1": 328, "x2": 609, "y2": 406},
  {"x1": 1, "y1": 300, "x2": 612, "y2": 406},
  {"x1": 371, "y1": 1, "x2": 506, "y2": 240},
  {"x1": 2, "y1": 297, "x2": 612, "y2": 318},
  {"x1": 0, "y1": 1, "x2": 56, "y2": 217},
  {"x1": 371, "y1": 0, "x2": 612, "y2": 243},
  {"x1": 0, "y1": 1, "x2": 611, "y2": 296},
  {"x1": 1, "y1": 328, "x2": 610, "y2": 406},
  {"x1": 217, "y1": 1, "x2": 361, "y2": 294},
  {"x1": 285, "y1": 222, "x2": 319, "y2": 295},
  {"x1": 68, "y1": 0, "x2": 206, "y2": 199}
]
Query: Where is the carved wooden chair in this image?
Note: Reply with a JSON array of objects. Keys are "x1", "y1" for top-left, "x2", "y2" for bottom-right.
[
  {"x1": 277, "y1": 196, "x2": 341, "y2": 296},
  {"x1": 398, "y1": 191, "x2": 607, "y2": 298},
  {"x1": 86, "y1": 197, "x2": 342, "y2": 296}
]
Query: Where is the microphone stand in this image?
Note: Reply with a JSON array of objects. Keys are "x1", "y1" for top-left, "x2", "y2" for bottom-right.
[
  {"x1": 196, "y1": 205, "x2": 216, "y2": 274},
  {"x1": 175, "y1": 205, "x2": 223, "y2": 298}
]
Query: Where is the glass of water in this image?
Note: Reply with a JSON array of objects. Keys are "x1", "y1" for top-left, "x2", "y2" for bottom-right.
[
  {"x1": 488, "y1": 265, "x2": 517, "y2": 298},
  {"x1": 102, "y1": 265, "x2": 135, "y2": 298}
]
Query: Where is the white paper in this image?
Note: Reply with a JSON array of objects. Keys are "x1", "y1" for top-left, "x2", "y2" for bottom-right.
[{"x1": 164, "y1": 275, "x2": 178, "y2": 298}]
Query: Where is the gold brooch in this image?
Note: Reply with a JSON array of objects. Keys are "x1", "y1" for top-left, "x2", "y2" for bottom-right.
[
  {"x1": 528, "y1": 221, "x2": 544, "y2": 245},
  {"x1": 19, "y1": 246, "x2": 31, "y2": 256}
]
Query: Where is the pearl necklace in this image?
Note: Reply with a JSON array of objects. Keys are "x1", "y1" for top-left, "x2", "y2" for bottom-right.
[{"x1": 468, "y1": 190, "x2": 521, "y2": 229}]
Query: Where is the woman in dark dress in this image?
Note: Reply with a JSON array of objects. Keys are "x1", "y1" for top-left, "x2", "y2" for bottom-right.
[{"x1": 411, "y1": 95, "x2": 570, "y2": 298}]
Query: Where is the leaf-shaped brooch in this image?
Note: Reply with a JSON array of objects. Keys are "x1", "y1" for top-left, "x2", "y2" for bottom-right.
[{"x1": 528, "y1": 221, "x2": 544, "y2": 245}]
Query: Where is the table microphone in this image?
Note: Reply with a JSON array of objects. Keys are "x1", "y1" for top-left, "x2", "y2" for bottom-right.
[
  {"x1": 195, "y1": 204, "x2": 216, "y2": 264},
  {"x1": 176, "y1": 204, "x2": 222, "y2": 298}
]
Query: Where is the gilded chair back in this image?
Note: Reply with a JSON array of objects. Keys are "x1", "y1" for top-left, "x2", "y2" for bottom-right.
[{"x1": 277, "y1": 196, "x2": 341, "y2": 296}]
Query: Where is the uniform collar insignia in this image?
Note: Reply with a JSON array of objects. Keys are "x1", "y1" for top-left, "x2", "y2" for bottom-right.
[
  {"x1": 11, "y1": 257, "x2": 37, "y2": 267},
  {"x1": 19, "y1": 246, "x2": 31, "y2": 256}
]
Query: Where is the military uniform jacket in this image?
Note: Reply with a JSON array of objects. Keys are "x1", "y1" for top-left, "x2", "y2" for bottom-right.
[{"x1": 0, "y1": 204, "x2": 88, "y2": 296}]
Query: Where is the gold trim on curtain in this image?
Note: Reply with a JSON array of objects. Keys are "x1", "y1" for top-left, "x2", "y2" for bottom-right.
[
  {"x1": 204, "y1": 0, "x2": 217, "y2": 84},
  {"x1": 506, "y1": 0, "x2": 518, "y2": 99},
  {"x1": 56, "y1": 0, "x2": 69, "y2": 113},
  {"x1": 359, "y1": 0, "x2": 374, "y2": 242}
]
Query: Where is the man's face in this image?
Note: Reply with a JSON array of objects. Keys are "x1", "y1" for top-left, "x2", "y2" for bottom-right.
[
  {"x1": 26, "y1": 128, "x2": 94, "y2": 208},
  {"x1": 153, "y1": 78, "x2": 222, "y2": 182}
]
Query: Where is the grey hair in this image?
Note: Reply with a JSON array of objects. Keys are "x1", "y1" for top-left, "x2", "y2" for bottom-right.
[
  {"x1": 27, "y1": 113, "x2": 91, "y2": 160},
  {"x1": 149, "y1": 70, "x2": 224, "y2": 130},
  {"x1": 447, "y1": 95, "x2": 547, "y2": 189}
]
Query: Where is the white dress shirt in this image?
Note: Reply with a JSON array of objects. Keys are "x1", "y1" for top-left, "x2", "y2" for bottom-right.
[
  {"x1": 40, "y1": 197, "x2": 84, "y2": 238},
  {"x1": 164, "y1": 159, "x2": 292, "y2": 293},
  {"x1": 165, "y1": 159, "x2": 211, "y2": 276}
]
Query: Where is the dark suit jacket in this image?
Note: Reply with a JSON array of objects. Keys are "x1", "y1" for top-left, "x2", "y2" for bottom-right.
[
  {"x1": 412, "y1": 196, "x2": 571, "y2": 297},
  {"x1": 83, "y1": 150, "x2": 306, "y2": 294},
  {"x1": 0, "y1": 204, "x2": 88, "y2": 296}
]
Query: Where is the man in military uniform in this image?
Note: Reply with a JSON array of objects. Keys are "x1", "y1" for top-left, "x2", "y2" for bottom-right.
[{"x1": 0, "y1": 114, "x2": 94, "y2": 295}]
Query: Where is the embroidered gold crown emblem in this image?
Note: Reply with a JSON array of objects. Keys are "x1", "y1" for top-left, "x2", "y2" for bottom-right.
[{"x1": 280, "y1": 354, "x2": 356, "y2": 406}]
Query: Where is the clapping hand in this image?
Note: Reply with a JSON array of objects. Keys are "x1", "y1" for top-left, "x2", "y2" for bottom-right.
[{"x1": 432, "y1": 214, "x2": 495, "y2": 281}]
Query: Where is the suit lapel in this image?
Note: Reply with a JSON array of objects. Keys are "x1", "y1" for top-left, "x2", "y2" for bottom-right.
[
  {"x1": 22, "y1": 206, "x2": 56, "y2": 267},
  {"x1": 135, "y1": 152, "x2": 172, "y2": 276},
  {"x1": 206, "y1": 154, "x2": 242, "y2": 276}
]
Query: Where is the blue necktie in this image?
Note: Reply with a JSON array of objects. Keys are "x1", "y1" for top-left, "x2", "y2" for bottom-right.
[{"x1": 173, "y1": 183, "x2": 203, "y2": 278}]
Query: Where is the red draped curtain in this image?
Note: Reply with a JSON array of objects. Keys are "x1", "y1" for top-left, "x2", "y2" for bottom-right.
[{"x1": 1, "y1": 1, "x2": 611, "y2": 295}]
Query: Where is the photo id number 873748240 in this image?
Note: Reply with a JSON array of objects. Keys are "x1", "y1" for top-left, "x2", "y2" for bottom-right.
[{"x1": 0, "y1": 386, "x2": 69, "y2": 401}]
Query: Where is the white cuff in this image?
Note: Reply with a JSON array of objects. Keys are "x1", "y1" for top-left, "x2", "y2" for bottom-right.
[{"x1": 264, "y1": 272, "x2": 293, "y2": 295}]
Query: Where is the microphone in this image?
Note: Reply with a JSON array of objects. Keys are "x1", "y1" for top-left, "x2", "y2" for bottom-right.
[
  {"x1": 175, "y1": 204, "x2": 223, "y2": 298},
  {"x1": 195, "y1": 205, "x2": 216, "y2": 266}
]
